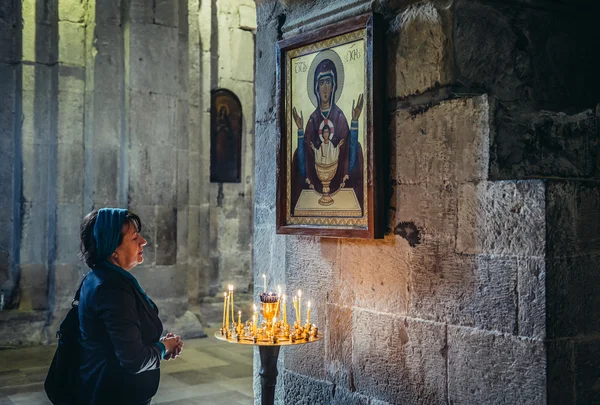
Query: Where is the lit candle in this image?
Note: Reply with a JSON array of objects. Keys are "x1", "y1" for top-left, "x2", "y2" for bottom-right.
[
  {"x1": 229, "y1": 284, "x2": 234, "y2": 326},
  {"x1": 225, "y1": 292, "x2": 230, "y2": 330},
  {"x1": 293, "y1": 296, "x2": 299, "y2": 324},
  {"x1": 238, "y1": 310, "x2": 242, "y2": 326},
  {"x1": 282, "y1": 295, "x2": 287, "y2": 325},
  {"x1": 307, "y1": 301, "x2": 311, "y2": 324},
  {"x1": 297, "y1": 290, "x2": 302, "y2": 326},
  {"x1": 222, "y1": 292, "x2": 227, "y2": 329},
  {"x1": 263, "y1": 274, "x2": 266, "y2": 293}
]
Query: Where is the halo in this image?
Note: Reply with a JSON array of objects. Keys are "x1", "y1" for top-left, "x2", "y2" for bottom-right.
[
  {"x1": 307, "y1": 49, "x2": 345, "y2": 109},
  {"x1": 318, "y1": 119, "x2": 335, "y2": 143}
]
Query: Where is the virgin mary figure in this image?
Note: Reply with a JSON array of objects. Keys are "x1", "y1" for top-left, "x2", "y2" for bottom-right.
[{"x1": 290, "y1": 55, "x2": 364, "y2": 215}]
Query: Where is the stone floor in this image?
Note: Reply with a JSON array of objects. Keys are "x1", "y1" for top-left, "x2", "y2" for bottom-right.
[{"x1": 0, "y1": 326, "x2": 254, "y2": 405}]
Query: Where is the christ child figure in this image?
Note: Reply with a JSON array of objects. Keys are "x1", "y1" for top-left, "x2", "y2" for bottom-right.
[{"x1": 310, "y1": 125, "x2": 344, "y2": 165}]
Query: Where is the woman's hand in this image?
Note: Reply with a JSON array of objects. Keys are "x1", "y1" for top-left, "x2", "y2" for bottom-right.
[{"x1": 161, "y1": 333, "x2": 184, "y2": 360}]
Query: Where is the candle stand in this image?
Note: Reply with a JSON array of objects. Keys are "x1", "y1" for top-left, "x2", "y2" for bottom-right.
[{"x1": 214, "y1": 292, "x2": 323, "y2": 405}]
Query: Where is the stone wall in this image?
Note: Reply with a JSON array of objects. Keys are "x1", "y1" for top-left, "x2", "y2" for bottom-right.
[
  {"x1": 253, "y1": 0, "x2": 600, "y2": 404},
  {"x1": 0, "y1": 0, "x2": 256, "y2": 344}
]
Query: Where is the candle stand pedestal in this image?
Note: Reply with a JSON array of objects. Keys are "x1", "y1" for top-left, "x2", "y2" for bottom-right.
[{"x1": 214, "y1": 331, "x2": 323, "y2": 405}]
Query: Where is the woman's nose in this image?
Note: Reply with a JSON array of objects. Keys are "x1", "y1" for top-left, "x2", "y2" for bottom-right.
[{"x1": 140, "y1": 236, "x2": 148, "y2": 246}]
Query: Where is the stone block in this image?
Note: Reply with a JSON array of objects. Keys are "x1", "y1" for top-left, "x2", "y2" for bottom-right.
[
  {"x1": 546, "y1": 254, "x2": 600, "y2": 339},
  {"x1": 547, "y1": 339, "x2": 574, "y2": 405},
  {"x1": 254, "y1": 19, "x2": 279, "y2": 123},
  {"x1": 129, "y1": 91, "x2": 178, "y2": 149},
  {"x1": 397, "y1": 182, "x2": 457, "y2": 251},
  {"x1": 152, "y1": 146, "x2": 177, "y2": 205},
  {"x1": 253, "y1": 121, "x2": 277, "y2": 207},
  {"x1": 57, "y1": 90, "x2": 84, "y2": 146},
  {"x1": 352, "y1": 311, "x2": 446, "y2": 404},
  {"x1": 254, "y1": 205, "x2": 274, "y2": 228},
  {"x1": 18, "y1": 264, "x2": 49, "y2": 310},
  {"x1": 58, "y1": 21, "x2": 85, "y2": 66},
  {"x1": 58, "y1": 64, "x2": 85, "y2": 92},
  {"x1": 286, "y1": 236, "x2": 338, "y2": 322},
  {"x1": 238, "y1": 5, "x2": 256, "y2": 31},
  {"x1": 187, "y1": 104, "x2": 202, "y2": 153},
  {"x1": 0, "y1": 3, "x2": 17, "y2": 63},
  {"x1": 22, "y1": 142, "x2": 50, "y2": 203},
  {"x1": 176, "y1": 149, "x2": 189, "y2": 207},
  {"x1": 518, "y1": 257, "x2": 545, "y2": 339},
  {"x1": 448, "y1": 326, "x2": 546, "y2": 405},
  {"x1": 219, "y1": 254, "x2": 251, "y2": 291},
  {"x1": 176, "y1": 206, "x2": 188, "y2": 262},
  {"x1": 155, "y1": 206, "x2": 177, "y2": 266},
  {"x1": 91, "y1": 90, "x2": 121, "y2": 148},
  {"x1": 456, "y1": 181, "x2": 545, "y2": 257},
  {"x1": 330, "y1": 388, "x2": 370, "y2": 405},
  {"x1": 492, "y1": 108, "x2": 597, "y2": 179},
  {"x1": 155, "y1": 0, "x2": 179, "y2": 27},
  {"x1": 19, "y1": 202, "x2": 48, "y2": 265},
  {"x1": 176, "y1": 99, "x2": 189, "y2": 150},
  {"x1": 128, "y1": 145, "x2": 153, "y2": 207},
  {"x1": 394, "y1": 95, "x2": 489, "y2": 185},
  {"x1": 236, "y1": 206, "x2": 253, "y2": 251},
  {"x1": 130, "y1": 205, "x2": 156, "y2": 266},
  {"x1": 325, "y1": 304, "x2": 353, "y2": 390},
  {"x1": 388, "y1": 2, "x2": 451, "y2": 99},
  {"x1": 129, "y1": 23, "x2": 179, "y2": 96},
  {"x1": 574, "y1": 339, "x2": 600, "y2": 405},
  {"x1": 546, "y1": 181, "x2": 600, "y2": 257},
  {"x1": 129, "y1": 146, "x2": 177, "y2": 207},
  {"x1": 54, "y1": 264, "x2": 85, "y2": 306},
  {"x1": 283, "y1": 371, "x2": 334, "y2": 405},
  {"x1": 93, "y1": 0, "x2": 121, "y2": 25},
  {"x1": 132, "y1": 264, "x2": 187, "y2": 299},
  {"x1": 128, "y1": 0, "x2": 154, "y2": 24},
  {"x1": 0, "y1": 311, "x2": 48, "y2": 345},
  {"x1": 337, "y1": 235, "x2": 409, "y2": 315},
  {"x1": 58, "y1": 0, "x2": 85, "y2": 23},
  {"x1": 410, "y1": 252, "x2": 518, "y2": 334},
  {"x1": 453, "y1": 0, "x2": 527, "y2": 102},
  {"x1": 55, "y1": 203, "x2": 83, "y2": 264},
  {"x1": 216, "y1": 217, "x2": 240, "y2": 255},
  {"x1": 187, "y1": 204, "x2": 210, "y2": 260},
  {"x1": 252, "y1": 226, "x2": 274, "y2": 282},
  {"x1": 22, "y1": 18, "x2": 57, "y2": 64},
  {"x1": 93, "y1": 145, "x2": 120, "y2": 206},
  {"x1": 93, "y1": 24, "x2": 124, "y2": 95},
  {"x1": 162, "y1": 309, "x2": 207, "y2": 339},
  {"x1": 229, "y1": 29, "x2": 255, "y2": 82}
]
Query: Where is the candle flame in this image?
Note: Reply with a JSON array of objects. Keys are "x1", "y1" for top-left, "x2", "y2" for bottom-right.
[
  {"x1": 238, "y1": 311, "x2": 241, "y2": 315},
  {"x1": 298, "y1": 289, "x2": 302, "y2": 298},
  {"x1": 308, "y1": 301, "x2": 311, "y2": 308},
  {"x1": 224, "y1": 292, "x2": 227, "y2": 297},
  {"x1": 253, "y1": 304, "x2": 257, "y2": 311},
  {"x1": 228, "y1": 284, "x2": 233, "y2": 291}
]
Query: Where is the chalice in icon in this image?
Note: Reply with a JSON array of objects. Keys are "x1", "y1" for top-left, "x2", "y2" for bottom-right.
[{"x1": 315, "y1": 159, "x2": 338, "y2": 206}]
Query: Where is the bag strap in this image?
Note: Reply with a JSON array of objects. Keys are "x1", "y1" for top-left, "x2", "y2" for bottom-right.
[{"x1": 72, "y1": 274, "x2": 87, "y2": 306}]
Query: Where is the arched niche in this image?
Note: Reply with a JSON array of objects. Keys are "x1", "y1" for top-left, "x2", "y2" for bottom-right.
[{"x1": 210, "y1": 89, "x2": 243, "y2": 183}]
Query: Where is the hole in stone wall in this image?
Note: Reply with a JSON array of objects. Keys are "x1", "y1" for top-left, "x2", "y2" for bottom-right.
[{"x1": 393, "y1": 221, "x2": 421, "y2": 247}]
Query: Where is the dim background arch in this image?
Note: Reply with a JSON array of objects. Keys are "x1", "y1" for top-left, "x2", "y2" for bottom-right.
[{"x1": 211, "y1": 88, "x2": 243, "y2": 183}]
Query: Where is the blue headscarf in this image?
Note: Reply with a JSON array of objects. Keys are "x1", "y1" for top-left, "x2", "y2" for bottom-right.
[
  {"x1": 93, "y1": 208, "x2": 155, "y2": 310},
  {"x1": 94, "y1": 208, "x2": 128, "y2": 260}
]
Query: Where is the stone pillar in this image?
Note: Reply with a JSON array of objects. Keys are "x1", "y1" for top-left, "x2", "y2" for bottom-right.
[{"x1": 0, "y1": 0, "x2": 21, "y2": 311}]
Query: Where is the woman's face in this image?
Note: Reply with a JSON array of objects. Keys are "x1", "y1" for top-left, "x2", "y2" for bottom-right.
[{"x1": 112, "y1": 221, "x2": 147, "y2": 271}]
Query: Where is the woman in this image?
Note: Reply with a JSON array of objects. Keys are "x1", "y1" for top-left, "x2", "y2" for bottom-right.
[{"x1": 78, "y1": 208, "x2": 183, "y2": 405}]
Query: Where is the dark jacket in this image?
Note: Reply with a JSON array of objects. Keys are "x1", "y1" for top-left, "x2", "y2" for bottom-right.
[{"x1": 78, "y1": 263, "x2": 164, "y2": 405}]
